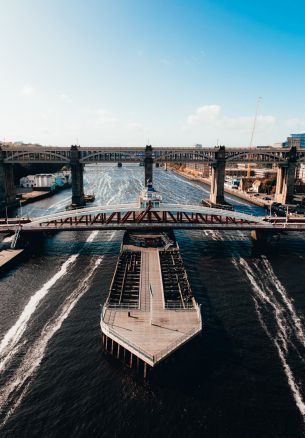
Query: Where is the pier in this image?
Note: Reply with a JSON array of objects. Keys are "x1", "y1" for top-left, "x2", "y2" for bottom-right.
[{"x1": 100, "y1": 232, "x2": 202, "y2": 377}]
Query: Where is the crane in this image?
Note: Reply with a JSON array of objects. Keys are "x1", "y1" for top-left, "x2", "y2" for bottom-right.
[{"x1": 247, "y1": 97, "x2": 262, "y2": 178}]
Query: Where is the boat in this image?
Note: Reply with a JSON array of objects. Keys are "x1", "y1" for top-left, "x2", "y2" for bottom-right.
[
  {"x1": 139, "y1": 179, "x2": 162, "y2": 208},
  {"x1": 100, "y1": 182, "x2": 202, "y2": 378},
  {"x1": 84, "y1": 194, "x2": 95, "y2": 202},
  {"x1": 201, "y1": 198, "x2": 234, "y2": 211}
]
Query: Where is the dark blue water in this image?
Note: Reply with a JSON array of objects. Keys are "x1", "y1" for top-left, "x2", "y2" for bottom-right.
[{"x1": 0, "y1": 165, "x2": 305, "y2": 438}]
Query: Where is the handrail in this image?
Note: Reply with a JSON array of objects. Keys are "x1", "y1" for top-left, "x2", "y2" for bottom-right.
[
  {"x1": 154, "y1": 326, "x2": 201, "y2": 362},
  {"x1": 106, "y1": 303, "x2": 139, "y2": 309},
  {"x1": 164, "y1": 302, "x2": 194, "y2": 309}
]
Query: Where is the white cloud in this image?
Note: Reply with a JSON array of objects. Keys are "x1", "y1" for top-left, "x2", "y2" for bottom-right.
[
  {"x1": 126, "y1": 122, "x2": 143, "y2": 132},
  {"x1": 186, "y1": 105, "x2": 276, "y2": 131},
  {"x1": 96, "y1": 108, "x2": 118, "y2": 125},
  {"x1": 285, "y1": 118, "x2": 305, "y2": 131},
  {"x1": 187, "y1": 105, "x2": 221, "y2": 126},
  {"x1": 20, "y1": 84, "x2": 35, "y2": 96},
  {"x1": 59, "y1": 93, "x2": 72, "y2": 103}
]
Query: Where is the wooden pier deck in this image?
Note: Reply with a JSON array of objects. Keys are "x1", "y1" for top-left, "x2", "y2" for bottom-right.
[
  {"x1": 101, "y1": 246, "x2": 202, "y2": 367},
  {"x1": 0, "y1": 249, "x2": 24, "y2": 270}
]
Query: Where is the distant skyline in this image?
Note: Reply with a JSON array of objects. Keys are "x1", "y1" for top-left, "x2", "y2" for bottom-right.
[{"x1": 1, "y1": 0, "x2": 305, "y2": 147}]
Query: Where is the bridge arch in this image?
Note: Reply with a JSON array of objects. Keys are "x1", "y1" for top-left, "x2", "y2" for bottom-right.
[
  {"x1": 225, "y1": 151, "x2": 285, "y2": 164},
  {"x1": 4, "y1": 150, "x2": 70, "y2": 163}
]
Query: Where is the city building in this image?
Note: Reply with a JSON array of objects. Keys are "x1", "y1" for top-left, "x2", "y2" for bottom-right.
[
  {"x1": 19, "y1": 171, "x2": 71, "y2": 190},
  {"x1": 283, "y1": 132, "x2": 305, "y2": 148},
  {"x1": 19, "y1": 175, "x2": 35, "y2": 188}
]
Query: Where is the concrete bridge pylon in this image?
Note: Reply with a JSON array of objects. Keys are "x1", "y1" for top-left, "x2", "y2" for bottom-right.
[
  {"x1": 209, "y1": 146, "x2": 226, "y2": 205},
  {"x1": 0, "y1": 147, "x2": 16, "y2": 210},
  {"x1": 144, "y1": 145, "x2": 153, "y2": 186},
  {"x1": 274, "y1": 146, "x2": 297, "y2": 204},
  {"x1": 70, "y1": 145, "x2": 85, "y2": 207}
]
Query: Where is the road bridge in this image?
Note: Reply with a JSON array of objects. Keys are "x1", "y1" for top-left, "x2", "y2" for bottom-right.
[
  {"x1": 0, "y1": 143, "x2": 303, "y2": 209},
  {"x1": 2, "y1": 204, "x2": 305, "y2": 236}
]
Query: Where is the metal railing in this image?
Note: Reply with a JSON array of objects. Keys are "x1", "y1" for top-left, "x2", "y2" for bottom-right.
[
  {"x1": 103, "y1": 324, "x2": 154, "y2": 363},
  {"x1": 164, "y1": 302, "x2": 194, "y2": 309},
  {"x1": 101, "y1": 301, "x2": 203, "y2": 365},
  {"x1": 106, "y1": 302, "x2": 139, "y2": 309},
  {"x1": 153, "y1": 326, "x2": 201, "y2": 362}
]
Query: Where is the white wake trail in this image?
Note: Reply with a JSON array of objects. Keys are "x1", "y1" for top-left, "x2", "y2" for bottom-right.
[
  {"x1": 261, "y1": 256, "x2": 305, "y2": 346},
  {"x1": 233, "y1": 258, "x2": 289, "y2": 352},
  {"x1": 0, "y1": 255, "x2": 78, "y2": 372},
  {"x1": 233, "y1": 257, "x2": 305, "y2": 422},
  {"x1": 0, "y1": 230, "x2": 100, "y2": 373},
  {"x1": 0, "y1": 256, "x2": 103, "y2": 428},
  {"x1": 252, "y1": 297, "x2": 305, "y2": 420}
]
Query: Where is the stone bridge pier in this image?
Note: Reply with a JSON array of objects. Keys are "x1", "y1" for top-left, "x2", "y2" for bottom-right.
[
  {"x1": 0, "y1": 147, "x2": 16, "y2": 210},
  {"x1": 70, "y1": 145, "x2": 85, "y2": 207},
  {"x1": 210, "y1": 146, "x2": 226, "y2": 205},
  {"x1": 274, "y1": 146, "x2": 297, "y2": 204},
  {"x1": 144, "y1": 145, "x2": 153, "y2": 186}
]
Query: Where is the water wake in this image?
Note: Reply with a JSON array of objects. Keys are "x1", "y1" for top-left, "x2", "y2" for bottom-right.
[
  {"x1": 0, "y1": 230, "x2": 101, "y2": 374},
  {"x1": 0, "y1": 256, "x2": 103, "y2": 428},
  {"x1": 0, "y1": 255, "x2": 78, "y2": 372},
  {"x1": 232, "y1": 255, "x2": 305, "y2": 422}
]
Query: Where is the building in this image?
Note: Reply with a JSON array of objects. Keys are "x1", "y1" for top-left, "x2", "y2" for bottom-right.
[
  {"x1": 20, "y1": 175, "x2": 35, "y2": 188},
  {"x1": 19, "y1": 171, "x2": 71, "y2": 190},
  {"x1": 290, "y1": 133, "x2": 305, "y2": 147},
  {"x1": 185, "y1": 162, "x2": 210, "y2": 177},
  {"x1": 35, "y1": 174, "x2": 56, "y2": 188},
  {"x1": 283, "y1": 132, "x2": 305, "y2": 148}
]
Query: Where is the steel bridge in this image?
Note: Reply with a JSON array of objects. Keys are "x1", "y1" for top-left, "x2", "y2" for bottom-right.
[
  {"x1": 2, "y1": 144, "x2": 305, "y2": 164},
  {"x1": 2, "y1": 204, "x2": 305, "y2": 234},
  {"x1": 0, "y1": 144, "x2": 303, "y2": 209}
]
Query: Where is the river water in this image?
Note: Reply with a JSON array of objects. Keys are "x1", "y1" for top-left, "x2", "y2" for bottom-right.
[{"x1": 0, "y1": 165, "x2": 305, "y2": 437}]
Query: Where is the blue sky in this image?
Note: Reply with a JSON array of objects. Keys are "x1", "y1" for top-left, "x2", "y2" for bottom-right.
[{"x1": 1, "y1": 0, "x2": 305, "y2": 147}]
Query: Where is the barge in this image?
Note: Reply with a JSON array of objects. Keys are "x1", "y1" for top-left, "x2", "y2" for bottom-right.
[{"x1": 100, "y1": 181, "x2": 202, "y2": 377}]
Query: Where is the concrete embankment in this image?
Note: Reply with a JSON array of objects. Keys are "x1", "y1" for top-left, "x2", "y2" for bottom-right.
[
  {"x1": 171, "y1": 168, "x2": 268, "y2": 208},
  {"x1": 20, "y1": 191, "x2": 51, "y2": 205}
]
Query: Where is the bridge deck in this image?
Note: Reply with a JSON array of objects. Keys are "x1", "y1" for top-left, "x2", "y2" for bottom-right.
[{"x1": 101, "y1": 246, "x2": 201, "y2": 367}]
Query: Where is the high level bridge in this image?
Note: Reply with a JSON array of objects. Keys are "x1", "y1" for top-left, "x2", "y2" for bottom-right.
[{"x1": 0, "y1": 144, "x2": 303, "y2": 208}]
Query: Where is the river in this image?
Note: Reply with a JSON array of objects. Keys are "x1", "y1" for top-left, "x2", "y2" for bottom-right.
[{"x1": 0, "y1": 164, "x2": 305, "y2": 437}]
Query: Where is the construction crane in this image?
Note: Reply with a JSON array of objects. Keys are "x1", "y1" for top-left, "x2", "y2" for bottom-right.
[{"x1": 247, "y1": 97, "x2": 262, "y2": 178}]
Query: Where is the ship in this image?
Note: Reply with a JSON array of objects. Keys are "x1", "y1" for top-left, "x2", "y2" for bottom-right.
[
  {"x1": 84, "y1": 193, "x2": 95, "y2": 202},
  {"x1": 100, "y1": 180, "x2": 202, "y2": 378}
]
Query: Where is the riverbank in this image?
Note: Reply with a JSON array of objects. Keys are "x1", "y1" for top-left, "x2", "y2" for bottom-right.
[
  {"x1": 171, "y1": 168, "x2": 270, "y2": 208},
  {"x1": 1, "y1": 184, "x2": 72, "y2": 214},
  {"x1": 20, "y1": 190, "x2": 52, "y2": 205}
]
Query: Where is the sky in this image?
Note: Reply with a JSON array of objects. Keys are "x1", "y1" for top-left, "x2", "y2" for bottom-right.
[{"x1": 1, "y1": 0, "x2": 305, "y2": 147}]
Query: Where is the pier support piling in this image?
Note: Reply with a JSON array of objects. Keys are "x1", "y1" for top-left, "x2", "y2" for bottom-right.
[{"x1": 210, "y1": 146, "x2": 226, "y2": 205}]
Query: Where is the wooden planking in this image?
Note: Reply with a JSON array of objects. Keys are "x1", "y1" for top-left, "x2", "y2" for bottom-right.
[
  {"x1": 0, "y1": 249, "x2": 24, "y2": 268},
  {"x1": 102, "y1": 247, "x2": 201, "y2": 365}
]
